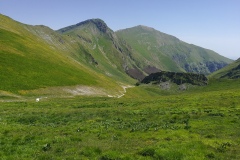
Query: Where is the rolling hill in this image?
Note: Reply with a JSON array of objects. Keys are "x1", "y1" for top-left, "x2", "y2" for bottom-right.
[
  {"x1": 56, "y1": 19, "x2": 136, "y2": 83},
  {"x1": 0, "y1": 14, "x2": 128, "y2": 96},
  {"x1": 0, "y1": 14, "x2": 234, "y2": 96},
  {"x1": 116, "y1": 25, "x2": 233, "y2": 76},
  {"x1": 1, "y1": 13, "x2": 240, "y2": 160},
  {"x1": 57, "y1": 21, "x2": 233, "y2": 81}
]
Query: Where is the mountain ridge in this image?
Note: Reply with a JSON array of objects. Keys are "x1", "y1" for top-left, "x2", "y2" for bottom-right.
[
  {"x1": 116, "y1": 25, "x2": 232, "y2": 76},
  {"x1": 0, "y1": 14, "x2": 234, "y2": 96},
  {"x1": 58, "y1": 19, "x2": 111, "y2": 34},
  {"x1": 0, "y1": 14, "x2": 129, "y2": 96}
]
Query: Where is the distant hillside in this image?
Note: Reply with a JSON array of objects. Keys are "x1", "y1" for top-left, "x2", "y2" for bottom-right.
[
  {"x1": 0, "y1": 14, "x2": 234, "y2": 96},
  {"x1": 57, "y1": 19, "x2": 137, "y2": 82},
  {"x1": 57, "y1": 22, "x2": 233, "y2": 81},
  {"x1": 116, "y1": 25, "x2": 233, "y2": 75},
  {"x1": 209, "y1": 58, "x2": 240, "y2": 79}
]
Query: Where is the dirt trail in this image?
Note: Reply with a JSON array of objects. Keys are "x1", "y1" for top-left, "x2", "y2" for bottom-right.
[
  {"x1": 116, "y1": 85, "x2": 134, "y2": 98},
  {"x1": 0, "y1": 85, "x2": 135, "y2": 102}
]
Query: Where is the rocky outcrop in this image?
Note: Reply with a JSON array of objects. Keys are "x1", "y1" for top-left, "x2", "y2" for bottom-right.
[
  {"x1": 58, "y1": 19, "x2": 108, "y2": 33},
  {"x1": 141, "y1": 71, "x2": 208, "y2": 86}
]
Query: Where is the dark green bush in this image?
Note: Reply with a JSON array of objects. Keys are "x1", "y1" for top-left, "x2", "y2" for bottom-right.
[{"x1": 138, "y1": 148, "x2": 155, "y2": 157}]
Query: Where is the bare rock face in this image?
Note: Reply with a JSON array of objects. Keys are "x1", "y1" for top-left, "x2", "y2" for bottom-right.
[
  {"x1": 205, "y1": 61, "x2": 228, "y2": 73},
  {"x1": 58, "y1": 19, "x2": 108, "y2": 33},
  {"x1": 92, "y1": 19, "x2": 108, "y2": 33},
  {"x1": 126, "y1": 68, "x2": 145, "y2": 81},
  {"x1": 159, "y1": 81, "x2": 171, "y2": 90},
  {"x1": 179, "y1": 84, "x2": 187, "y2": 90},
  {"x1": 143, "y1": 65, "x2": 161, "y2": 74}
]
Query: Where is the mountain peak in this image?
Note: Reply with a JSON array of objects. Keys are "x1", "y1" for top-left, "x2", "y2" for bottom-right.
[
  {"x1": 58, "y1": 18, "x2": 109, "y2": 33},
  {"x1": 137, "y1": 25, "x2": 154, "y2": 30},
  {"x1": 76, "y1": 19, "x2": 108, "y2": 33}
]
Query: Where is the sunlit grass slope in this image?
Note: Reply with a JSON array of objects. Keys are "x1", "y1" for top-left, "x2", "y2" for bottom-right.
[
  {"x1": 116, "y1": 25, "x2": 233, "y2": 74},
  {"x1": 57, "y1": 19, "x2": 136, "y2": 83},
  {"x1": 0, "y1": 14, "x2": 128, "y2": 93},
  {"x1": 209, "y1": 58, "x2": 240, "y2": 79},
  {"x1": 0, "y1": 79, "x2": 240, "y2": 159}
]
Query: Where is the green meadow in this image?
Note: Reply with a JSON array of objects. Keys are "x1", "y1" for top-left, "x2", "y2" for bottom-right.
[
  {"x1": 0, "y1": 79, "x2": 240, "y2": 159},
  {"x1": 0, "y1": 14, "x2": 239, "y2": 160}
]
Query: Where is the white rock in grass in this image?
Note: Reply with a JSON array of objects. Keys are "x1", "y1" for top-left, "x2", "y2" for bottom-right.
[{"x1": 36, "y1": 98, "x2": 40, "y2": 102}]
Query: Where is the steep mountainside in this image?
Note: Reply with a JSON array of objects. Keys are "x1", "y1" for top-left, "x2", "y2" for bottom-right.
[
  {"x1": 209, "y1": 58, "x2": 240, "y2": 79},
  {"x1": 116, "y1": 25, "x2": 233, "y2": 75},
  {"x1": 0, "y1": 14, "x2": 234, "y2": 96},
  {"x1": 0, "y1": 14, "x2": 129, "y2": 95},
  {"x1": 57, "y1": 19, "x2": 137, "y2": 82}
]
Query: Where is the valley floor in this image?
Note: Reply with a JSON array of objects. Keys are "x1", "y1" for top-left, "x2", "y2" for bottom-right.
[{"x1": 0, "y1": 80, "x2": 240, "y2": 159}]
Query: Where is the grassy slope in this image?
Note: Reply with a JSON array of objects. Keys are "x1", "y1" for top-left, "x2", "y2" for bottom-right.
[
  {"x1": 209, "y1": 58, "x2": 240, "y2": 79},
  {"x1": 0, "y1": 79, "x2": 240, "y2": 159},
  {"x1": 116, "y1": 25, "x2": 233, "y2": 74},
  {"x1": 0, "y1": 15, "x2": 130, "y2": 94},
  {"x1": 116, "y1": 26, "x2": 182, "y2": 72},
  {"x1": 56, "y1": 20, "x2": 136, "y2": 84},
  {"x1": 1, "y1": 14, "x2": 240, "y2": 159}
]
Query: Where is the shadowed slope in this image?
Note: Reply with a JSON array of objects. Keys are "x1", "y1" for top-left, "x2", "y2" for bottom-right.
[{"x1": 209, "y1": 58, "x2": 240, "y2": 79}]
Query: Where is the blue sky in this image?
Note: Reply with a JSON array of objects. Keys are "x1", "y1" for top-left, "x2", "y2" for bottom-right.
[{"x1": 0, "y1": 0, "x2": 239, "y2": 59}]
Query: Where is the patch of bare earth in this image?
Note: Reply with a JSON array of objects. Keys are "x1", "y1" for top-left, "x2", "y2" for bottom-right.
[
  {"x1": 1, "y1": 84, "x2": 135, "y2": 102},
  {"x1": 22, "y1": 85, "x2": 109, "y2": 97}
]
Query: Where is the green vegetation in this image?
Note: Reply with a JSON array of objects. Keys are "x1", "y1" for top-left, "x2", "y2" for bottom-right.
[
  {"x1": 210, "y1": 59, "x2": 240, "y2": 79},
  {"x1": 0, "y1": 14, "x2": 132, "y2": 94},
  {"x1": 0, "y1": 14, "x2": 233, "y2": 95},
  {"x1": 1, "y1": 14, "x2": 240, "y2": 159},
  {"x1": 56, "y1": 19, "x2": 136, "y2": 84},
  {"x1": 140, "y1": 71, "x2": 208, "y2": 86},
  {"x1": 1, "y1": 79, "x2": 240, "y2": 159},
  {"x1": 116, "y1": 25, "x2": 233, "y2": 74}
]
